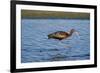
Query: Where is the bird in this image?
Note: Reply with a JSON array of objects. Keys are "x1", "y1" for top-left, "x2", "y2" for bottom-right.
[{"x1": 48, "y1": 29, "x2": 79, "y2": 40}]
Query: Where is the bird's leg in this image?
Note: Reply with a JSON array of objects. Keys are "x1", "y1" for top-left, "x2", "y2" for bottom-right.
[{"x1": 58, "y1": 40, "x2": 71, "y2": 48}]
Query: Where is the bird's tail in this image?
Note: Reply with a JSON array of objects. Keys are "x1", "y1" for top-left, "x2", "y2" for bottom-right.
[{"x1": 48, "y1": 34, "x2": 51, "y2": 39}]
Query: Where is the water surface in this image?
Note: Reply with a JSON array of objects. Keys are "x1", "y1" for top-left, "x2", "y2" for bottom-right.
[{"x1": 21, "y1": 19, "x2": 90, "y2": 63}]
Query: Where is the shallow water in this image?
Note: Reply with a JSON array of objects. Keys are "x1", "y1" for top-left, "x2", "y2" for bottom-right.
[{"x1": 21, "y1": 19, "x2": 90, "y2": 63}]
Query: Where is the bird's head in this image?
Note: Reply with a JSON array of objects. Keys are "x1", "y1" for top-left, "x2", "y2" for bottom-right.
[
  {"x1": 70, "y1": 29, "x2": 79, "y2": 36},
  {"x1": 70, "y1": 29, "x2": 75, "y2": 33}
]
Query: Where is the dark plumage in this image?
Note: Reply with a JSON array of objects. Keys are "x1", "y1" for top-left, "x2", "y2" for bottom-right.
[{"x1": 48, "y1": 29, "x2": 76, "y2": 40}]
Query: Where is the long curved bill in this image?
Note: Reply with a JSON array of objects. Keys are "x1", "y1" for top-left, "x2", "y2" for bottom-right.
[{"x1": 75, "y1": 31, "x2": 80, "y2": 38}]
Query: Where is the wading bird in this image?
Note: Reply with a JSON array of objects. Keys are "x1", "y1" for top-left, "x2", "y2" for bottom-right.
[{"x1": 48, "y1": 29, "x2": 79, "y2": 40}]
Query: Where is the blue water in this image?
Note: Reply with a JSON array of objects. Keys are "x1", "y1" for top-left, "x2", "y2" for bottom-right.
[{"x1": 21, "y1": 19, "x2": 90, "y2": 63}]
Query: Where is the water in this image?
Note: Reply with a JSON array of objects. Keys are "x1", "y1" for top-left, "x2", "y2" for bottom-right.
[{"x1": 21, "y1": 19, "x2": 90, "y2": 63}]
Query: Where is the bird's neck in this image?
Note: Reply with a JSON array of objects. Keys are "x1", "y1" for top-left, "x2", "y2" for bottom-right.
[{"x1": 69, "y1": 30, "x2": 74, "y2": 36}]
